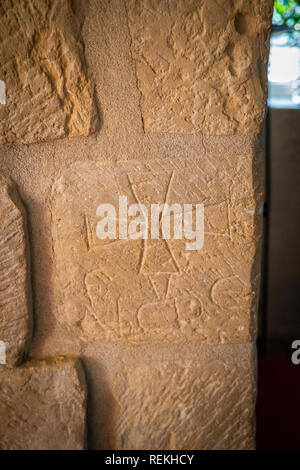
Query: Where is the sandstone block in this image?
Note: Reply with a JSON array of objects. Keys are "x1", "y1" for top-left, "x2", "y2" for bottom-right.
[
  {"x1": 109, "y1": 344, "x2": 255, "y2": 449},
  {"x1": 0, "y1": 174, "x2": 32, "y2": 367},
  {"x1": 0, "y1": 357, "x2": 87, "y2": 450},
  {"x1": 0, "y1": 0, "x2": 98, "y2": 144},
  {"x1": 127, "y1": 0, "x2": 273, "y2": 135},
  {"x1": 51, "y1": 156, "x2": 262, "y2": 343}
]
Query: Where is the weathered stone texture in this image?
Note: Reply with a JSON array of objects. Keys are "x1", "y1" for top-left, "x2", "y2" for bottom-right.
[
  {"x1": 0, "y1": 357, "x2": 87, "y2": 450},
  {"x1": 0, "y1": 0, "x2": 98, "y2": 144},
  {"x1": 51, "y1": 156, "x2": 262, "y2": 343},
  {"x1": 109, "y1": 345, "x2": 255, "y2": 449},
  {"x1": 127, "y1": 0, "x2": 273, "y2": 135},
  {"x1": 0, "y1": 175, "x2": 32, "y2": 367}
]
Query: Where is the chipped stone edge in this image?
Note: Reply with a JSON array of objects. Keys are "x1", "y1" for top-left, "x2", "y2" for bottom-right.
[{"x1": 0, "y1": 174, "x2": 33, "y2": 367}]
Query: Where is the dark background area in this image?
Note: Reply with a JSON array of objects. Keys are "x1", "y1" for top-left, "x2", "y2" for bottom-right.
[{"x1": 256, "y1": 107, "x2": 300, "y2": 450}]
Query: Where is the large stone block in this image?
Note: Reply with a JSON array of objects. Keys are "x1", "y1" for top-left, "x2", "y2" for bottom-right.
[
  {"x1": 51, "y1": 156, "x2": 263, "y2": 343},
  {"x1": 127, "y1": 0, "x2": 273, "y2": 135},
  {"x1": 108, "y1": 343, "x2": 255, "y2": 449},
  {"x1": 0, "y1": 174, "x2": 32, "y2": 367},
  {"x1": 0, "y1": 357, "x2": 87, "y2": 450},
  {"x1": 0, "y1": 0, "x2": 98, "y2": 144}
]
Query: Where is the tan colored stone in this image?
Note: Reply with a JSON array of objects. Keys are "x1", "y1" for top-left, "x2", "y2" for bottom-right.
[
  {"x1": 0, "y1": 174, "x2": 32, "y2": 367},
  {"x1": 0, "y1": 0, "x2": 271, "y2": 450},
  {"x1": 51, "y1": 156, "x2": 263, "y2": 343},
  {"x1": 0, "y1": 357, "x2": 87, "y2": 450},
  {"x1": 0, "y1": 0, "x2": 98, "y2": 144},
  {"x1": 127, "y1": 0, "x2": 273, "y2": 135},
  {"x1": 109, "y1": 343, "x2": 255, "y2": 450}
]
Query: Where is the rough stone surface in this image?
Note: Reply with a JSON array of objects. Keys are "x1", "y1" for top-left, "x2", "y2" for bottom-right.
[
  {"x1": 51, "y1": 156, "x2": 263, "y2": 344},
  {"x1": 0, "y1": 174, "x2": 32, "y2": 367},
  {"x1": 0, "y1": 0, "x2": 98, "y2": 144},
  {"x1": 108, "y1": 343, "x2": 255, "y2": 450},
  {"x1": 0, "y1": 357, "x2": 87, "y2": 450},
  {"x1": 0, "y1": 0, "x2": 272, "y2": 450},
  {"x1": 127, "y1": 0, "x2": 273, "y2": 135}
]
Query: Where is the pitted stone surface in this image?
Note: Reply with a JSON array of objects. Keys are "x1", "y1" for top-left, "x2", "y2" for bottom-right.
[
  {"x1": 109, "y1": 345, "x2": 255, "y2": 449},
  {"x1": 127, "y1": 0, "x2": 273, "y2": 135},
  {"x1": 0, "y1": 0, "x2": 98, "y2": 144},
  {"x1": 51, "y1": 156, "x2": 263, "y2": 343},
  {"x1": 0, "y1": 357, "x2": 87, "y2": 450},
  {"x1": 0, "y1": 0, "x2": 271, "y2": 451},
  {"x1": 0, "y1": 175, "x2": 32, "y2": 367}
]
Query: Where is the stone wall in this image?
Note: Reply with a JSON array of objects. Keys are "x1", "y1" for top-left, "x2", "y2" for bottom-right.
[{"x1": 0, "y1": 0, "x2": 273, "y2": 450}]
